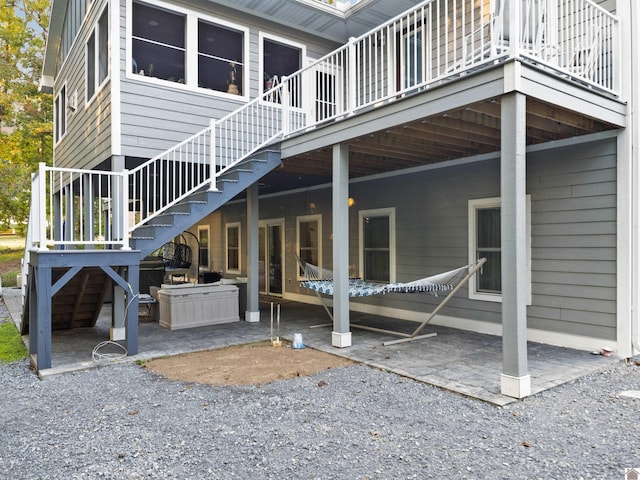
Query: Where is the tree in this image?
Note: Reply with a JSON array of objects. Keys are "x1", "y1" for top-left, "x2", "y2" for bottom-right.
[{"x1": 0, "y1": 0, "x2": 51, "y2": 232}]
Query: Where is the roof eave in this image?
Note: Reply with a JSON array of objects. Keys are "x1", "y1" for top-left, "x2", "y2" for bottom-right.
[{"x1": 41, "y1": 0, "x2": 67, "y2": 87}]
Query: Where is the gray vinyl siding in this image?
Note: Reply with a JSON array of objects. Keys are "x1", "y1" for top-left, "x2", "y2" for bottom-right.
[
  {"x1": 528, "y1": 140, "x2": 617, "y2": 340},
  {"x1": 118, "y1": 0, "x2": 340, "y2": 159},
  {"x1": 200, "y1": 137, "x2": 617, "y2": 343},
  {"x1": 53, "y1": 0, "x2": 113, "y2": 170}
]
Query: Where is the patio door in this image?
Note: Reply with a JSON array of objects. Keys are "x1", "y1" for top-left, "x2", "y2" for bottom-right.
[{"x1": 259, "y1": 219, "x2": 284, "y2": 296}]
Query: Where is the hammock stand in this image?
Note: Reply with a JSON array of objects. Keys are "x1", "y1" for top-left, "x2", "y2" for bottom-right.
[{"x1": 298, "y1": 257, "x2": 487, "y2": 346}]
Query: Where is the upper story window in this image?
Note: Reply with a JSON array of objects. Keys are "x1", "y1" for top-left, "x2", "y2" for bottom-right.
[
  {"x1": 132, "y1": 2, "x2": 185, "y2": 83},
  {"x1": 54, "y1": 85, "x2": 67, "y2": 143},
  {"x1": 130, "y1": 1, "x2": 247, "y2": 96},
  {"x1": 198, "y1": 20, "x2": 244, "y2": 95},
  {"x1": 262, "y1": 37, "x2": 303, "y2": 95},
  {"x1": 86, "y1": 7, "x2": 109, "y2": 102},
  {"x1": 359, "y1": 208, "x2": 396, "y2": 283}
]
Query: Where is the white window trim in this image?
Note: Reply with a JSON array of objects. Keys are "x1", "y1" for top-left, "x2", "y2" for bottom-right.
[
  {"x1": 358, "y1": 207, "x2": 396, "y2": 283},
  {"x1": 258, "y1": 31, "x2": 307, "y2": 103},
  {"x1": 85, "y1": 5, "x2": 110, "y2": 106},
  {"x1": 54, "y1": 84, "x2": 68, "y2": 144},
  {"x1": 296, "y1": 214, "x2": 322, "y2": 280},
  {"x1": 126, "y1": 0, "x2": 250, "y2": 100},
  {"x1": 467, "y1": 196, "x2": 531, "y2": 303},
  {"x1": 225, "y1": 221, "x2": 241, "y2": 274},
  {"x1": 197, "y1": 225, "x2": 210, "y2": 269}
]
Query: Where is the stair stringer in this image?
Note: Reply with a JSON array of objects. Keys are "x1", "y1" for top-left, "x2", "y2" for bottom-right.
[{"x1": 130, "y1": 149, "x2": 281, "y2": 258}]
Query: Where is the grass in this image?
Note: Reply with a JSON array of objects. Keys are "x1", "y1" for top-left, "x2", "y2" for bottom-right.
[
  {"x1": 0, "y1": 235, "x2": 24, "y2": 288},
  {"x1": 0, "y1": 248, "x2": 23, "y2": 288},
  {"x1": 0, "y1": 322, "x2": 28, "y2": 363}
]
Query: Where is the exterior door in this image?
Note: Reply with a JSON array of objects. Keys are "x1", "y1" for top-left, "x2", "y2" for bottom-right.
[{"x1": 259, "y1": 219, "x2": 284, "y2": 295}]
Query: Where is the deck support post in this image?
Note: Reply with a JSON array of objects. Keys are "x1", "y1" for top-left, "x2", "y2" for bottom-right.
[
  {"x1": 111, "y1": 275, "x2": 126, "y2": 341},
  {"x1": 124, "y1": 263, "x2": 139, "y2": 356},
  {"x1": 331, "y1": 143, "x2": 351, "y2": 348},
  {"x1": 25, "y1": 250, "x2": 140, "y2": 373},
  {"x1": 245, "y1": 182, "x2": 260, "y2": 322},
  {"x1": 500, "y1": 91, "x2": 530, "y2": 398},
  {"x1": 33, "y1": 265, "x2": 52, "y2": 370},
  {"x1": 111, "y1": 155, "x2": 125, "y2": 244}
]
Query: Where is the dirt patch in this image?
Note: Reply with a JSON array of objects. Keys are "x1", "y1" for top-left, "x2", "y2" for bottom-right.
[{"x1": 143, "y1": 340, "x2": 357, "y2": 386}]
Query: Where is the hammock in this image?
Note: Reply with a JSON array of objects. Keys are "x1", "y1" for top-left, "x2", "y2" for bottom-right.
[
  {"x1": 299, "y1": 262, "x2": 472, "y2": 297},
  {"x1": 298, "y1": 257, "x2": 487, "y2": 345}
]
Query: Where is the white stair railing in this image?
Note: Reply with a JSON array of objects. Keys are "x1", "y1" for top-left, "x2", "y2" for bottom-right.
[{"x1": 128, "y1": 88, "x2": 284, "y2": 231}]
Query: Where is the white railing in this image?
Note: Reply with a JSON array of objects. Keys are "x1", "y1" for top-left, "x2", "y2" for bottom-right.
[
  {"x1": 29, "y1": 163, "x2": 129, "y2": 250},
  {"x1": 28, "y1": 0, "x2": 618, "y2": 250},
  {"x1": 282, "y1": 0, "x2": 618, "y2": 138},
  {"x1": 554, "y1": 0, "x2": 617, "y2": 92},
  {"x1": 128, "y1": 90, "x2": 284, "y2": 231}
]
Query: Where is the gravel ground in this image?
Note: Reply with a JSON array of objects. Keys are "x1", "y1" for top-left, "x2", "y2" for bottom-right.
[{"x1": 1, "y1": 305, "x2": 639, "y2": 479}]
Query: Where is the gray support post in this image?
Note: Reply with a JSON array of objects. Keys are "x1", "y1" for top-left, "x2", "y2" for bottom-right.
[
  {"x1": 64, "y1": 186, "x2": 73, "y2": 244},
  {"x1": 331, "y1": 143, "x2": 351, "y2": 347},
  {"x1": 111, "y1": 156, "x2": 126, "y2": 339},
  {"x1": 111, "y1": 279, "x2": 126, "y2": 341},
  {"x1": 83, "y1": 174, "x2": 94, "y2": 247},
  {"x1": 245, "y1": 182, "x2": 260, "y2": 322},
  {"x1": 28, "y1": 265, "x2": 38, "y2": 355},
  {"x1": 500, "y1": 92, "x2": 530, "y2": 398},
  {"x1": 53, "y1": 192, "x2": 62, "y2": 245},
  {"x1": 125, "y1": 264, "x2": 139, "y2": 356},
  {"x1": 35, "y1": 265, "x2": 52, "y2": 370},
  {"x1": 111, "y1": 155, "x2": 125, "y2": 242}
]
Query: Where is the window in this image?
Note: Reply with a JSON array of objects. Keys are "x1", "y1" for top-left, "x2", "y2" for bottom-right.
[
  {"x1": 297, "y1": 215, "x2": 321, "y2": 278},
  {"x1": 197, "y1": 225, "x2": 210, "y2": 269},
  {"x1": 359, "y1": 208, "x2": 396, "y2": 283},
  {"x1": 226, "y1": 223, "x2": 240, "y2": 273},
  {"x1": 54, "y1": 85, "x2": 67, "y2": 143},
  {"x1": 262, "y1": 38, "x2": 302, "y2": 94},
  {"x1": 198, "y1": 20, "x2": 244, "y2": 94},
  {"x1": 86, "y1": 7, "x2": 109, "y2": 102},
  {"x1": 132, "y1": 2, "x2": 185, "y2": 83},
  {"x1": 86, "y1": 32, "x2": 95, "y2": 99},
  {"x1": 397, "y1": 25, "x2": 424, "y2": 91},
  {"x1": 130, "y1": 1, "x2": 246, "y2": 95},
  {"x1": 468, "y1": 197, "x2": 531, "y2": 302},
  {"x1": 98, "y1": 8, "x2": 109, "y2": 84}
]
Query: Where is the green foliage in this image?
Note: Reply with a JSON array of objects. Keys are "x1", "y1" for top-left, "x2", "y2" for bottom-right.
[
  {"x1": 0, "y1": 0, "x2": 52, "y2": 230},
  {"x1": 0, "y1": 321, "x2": 28, "y2": 363}
]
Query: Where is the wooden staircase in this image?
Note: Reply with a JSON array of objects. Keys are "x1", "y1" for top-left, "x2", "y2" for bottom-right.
[
  {"x1": 130, "y1": 149, "x2": 282, "y2": 258},
  {"x1": 21, "y1": 267, "x2": 111, "y2": 334},
  {"x1": 21, "y1": 148, "x2": 282, "y2": 337}
]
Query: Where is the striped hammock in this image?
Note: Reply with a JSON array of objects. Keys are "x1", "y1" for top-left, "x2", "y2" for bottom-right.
[{"x1": 298, "y1": 259, "x2": 473, "y2": 298}]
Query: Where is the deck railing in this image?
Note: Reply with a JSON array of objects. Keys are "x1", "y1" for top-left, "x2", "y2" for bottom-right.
[
  {"x1": 127, "y1": 91, "x2": 283, "y2": 231},
  {"x1": 28, "y1": 0, "x2": 618, "y2": 250},
  {"x1": 282, "y1": 0, "x2": 618, "y2": 137},
  {"x1": 29, "y1": 163, "x2": 129, "y2": 250}
]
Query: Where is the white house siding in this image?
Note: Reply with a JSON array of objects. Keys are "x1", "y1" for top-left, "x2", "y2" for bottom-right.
[
  {"x1": 118, "y1": 0, "x2": 340, "y2": 160},
  {"x1": 196, "y1": 135, "x2": 617, "y2": 349},
  {"x1": 53, "y1": 0, "x2": 113, "y2": 170}
]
